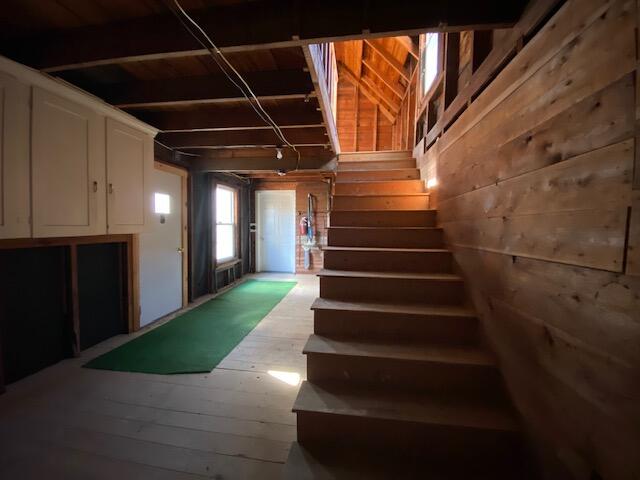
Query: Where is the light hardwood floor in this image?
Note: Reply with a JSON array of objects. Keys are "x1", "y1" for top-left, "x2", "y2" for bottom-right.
[{"x1": 0, "y1": 273, "x2": 316, "y2": 480}]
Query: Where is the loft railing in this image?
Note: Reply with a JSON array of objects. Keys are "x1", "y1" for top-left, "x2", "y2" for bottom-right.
[{"x1": 305, "y1": 43, "x2": 340, "y2": 154}]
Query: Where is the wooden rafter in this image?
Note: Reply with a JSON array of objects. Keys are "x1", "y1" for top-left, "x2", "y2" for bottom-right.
[
  {"x1": 339, "y1": 63, "x2": 396, "y2": 123},
  {"x1": 362, "y1": 59, "x2": 404, "y2": 98},
  {"x1": 364, "y1": 39, "x2": 410, "y2": 82},
  {"x1": 360, "y1": 76, "x2": 400, "y2": 113},
  {"x1": 396, "y1": 36, "x2": 420, "y2": 60}
]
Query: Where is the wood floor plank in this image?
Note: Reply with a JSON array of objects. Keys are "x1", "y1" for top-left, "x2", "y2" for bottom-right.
[{"x1": 0, "y1": 273, "x2": 317, "y2": 479}]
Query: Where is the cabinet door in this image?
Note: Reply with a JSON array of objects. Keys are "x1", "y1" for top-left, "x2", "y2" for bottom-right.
[
  {"x1": 32, "y1": 88, "x2": 106, "y2": 237},
  {"x1": 0, "y1": 73, "x2": 31, "y2": 239},
  {"x1": 106, "y1": 118, "x2": 152, "y2": 234}
]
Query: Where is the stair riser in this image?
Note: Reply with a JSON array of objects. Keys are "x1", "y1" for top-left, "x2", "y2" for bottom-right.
[
  {"x1": 333, "y1": 195, "x2": 430, "y2": 211},
  {"x1": 323, "y1": 250, "x2": 452, "y2": 273},
  {"x1": 306, "y1": 354, "x2": 502, "y2": 393},
  {"x1": 320, "y1": 276, "x2": 465, "y2": 305},
  {"x1": 330, "y1": 210, "x2": 436, "y2": 227},
  {"x1": 336, "y1": 169, "x2": 420, "y2": 182},
  {"x1": 328, "y1": 227, "x2": 443, "y2": 248},
  {"x1": 339, "y1": 151, "x2": 412, "y2": 162},
  {"x1": 334, "y1": 180, "x2": 424, "y2": 195},
  {"x1": 313, "y1": 309, "x2": 478, "y2": 344},
  {"x1": 297, "y1": 412, "x2": 521, "y2": 463},
  {"x1": 338, "y1": 159, "x2": 416, "y2": 171}
]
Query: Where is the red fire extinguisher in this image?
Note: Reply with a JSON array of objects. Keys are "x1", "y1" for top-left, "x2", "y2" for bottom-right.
[{"x1": 299, "y1": 216, "x2": 308, "y2": 236}]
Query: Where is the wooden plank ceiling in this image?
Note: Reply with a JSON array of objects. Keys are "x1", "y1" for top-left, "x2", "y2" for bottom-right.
[{"x1": 0, "y1": 0, "x2": 528, "y2": 171}]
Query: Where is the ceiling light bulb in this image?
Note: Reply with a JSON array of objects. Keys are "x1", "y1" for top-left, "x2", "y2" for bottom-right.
[{"x1": 276, "y1": 148, "x2": 283, "y2": 160}]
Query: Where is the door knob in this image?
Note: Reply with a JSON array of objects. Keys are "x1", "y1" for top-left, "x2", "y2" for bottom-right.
[{"x1": 177, "y1": 247, "x2": 184, "y2": 254}]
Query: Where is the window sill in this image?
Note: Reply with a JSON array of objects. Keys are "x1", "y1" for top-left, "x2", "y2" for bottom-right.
[{"x1": 215, "y1": 258, "x2": 241, "y2": 271}]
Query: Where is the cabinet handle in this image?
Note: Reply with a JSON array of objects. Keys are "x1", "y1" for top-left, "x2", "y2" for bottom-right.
[
  {"x1": 108, "y1": 183, "x2": 114, "y2": 194},
  {"x1": 92, "y1": 181, "x2": 98, "y2": 193}
]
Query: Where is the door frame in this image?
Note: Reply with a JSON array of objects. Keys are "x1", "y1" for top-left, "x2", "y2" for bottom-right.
[
  {"x1": 153, "y1": 161, "x2": 189, "y2": 308},
  {"x1": 255, "y1": 189, "x2": 296, "y2": 273}
]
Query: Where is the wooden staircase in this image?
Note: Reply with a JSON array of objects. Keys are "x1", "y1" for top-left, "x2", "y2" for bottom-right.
[{"x1": 284, "y1": 151, "x2": 529, "y2": 479}]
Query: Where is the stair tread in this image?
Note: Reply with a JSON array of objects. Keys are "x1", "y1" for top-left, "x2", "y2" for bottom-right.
[
  {"x1": 331, "y1": 209, "x2": 436, "y2": 214},
  {"x1": 311, "y1": 298, "x2": 475, "y2": 317},
  {"x1": 328, "y1": 226, "x2": 441, "y2": 230},
  {"x1": 340, "y1": 160, "x2": 414, "y2": 164},
  {"x1": 333, "y1": 193, "x2": 430, "y2": 197},
  {"x1": 304, "y1": 334, "x2": 494, "y2": 366},
  {"x1": 336, "y1": 179, "x2": 422, "y2": 184},
  {"x1": 293, "y1": 381, "x2": 519, "y2": 432},
  {"x1": 324, "y1": 246, "x2": 448, "y2": 253},
  {"x1": 318, "y1": 269, "x2": 462, "y2": 281}
]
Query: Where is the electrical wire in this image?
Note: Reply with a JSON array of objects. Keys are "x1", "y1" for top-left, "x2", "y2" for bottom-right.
[{"x1": 165, "y1": 0, "x2": 302, "y2": 171}]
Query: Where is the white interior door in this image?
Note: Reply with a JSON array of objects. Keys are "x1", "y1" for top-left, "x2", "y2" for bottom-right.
[
  {"x1": 256, "y1": 190, "x2": 295, "y2": 273},
  {"x1": 139, "y1": 167, "x2": 183, "y2": 327}
]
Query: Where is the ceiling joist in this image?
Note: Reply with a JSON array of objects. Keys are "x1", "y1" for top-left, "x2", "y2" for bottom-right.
[
  {"x1": 3, "y1": 0, "x2": 528, "y2": 72},
  {"x1": 156, "y1": 127, "x2": 328, "y2": 148},
  {"x1": 83, "y1": 70, "x2": 314, "y2": 108},
  {"x1": 128, "y1": 102, "x2": 324, "y2": 131}
]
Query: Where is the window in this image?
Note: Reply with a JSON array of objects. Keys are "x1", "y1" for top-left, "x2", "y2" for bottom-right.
[
  {"x1": 421, "y1": 33, "x2": 440, "y2": 95},
  {"x1": 154, "y1": 193, "x2": 171, "y2": 214},
  {"x1": 216, "y1": 185, "x2": 237, "y2": 262}
]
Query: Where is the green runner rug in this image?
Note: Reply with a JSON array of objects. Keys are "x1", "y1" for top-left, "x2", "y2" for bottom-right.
[{"x1": 84, "y1": 279, "x2": 297, "y2": 374}]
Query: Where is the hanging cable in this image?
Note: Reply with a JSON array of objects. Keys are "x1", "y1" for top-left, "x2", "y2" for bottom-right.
[{"x1": 164, "y1": 0, "x2": 302, "y2": 171}]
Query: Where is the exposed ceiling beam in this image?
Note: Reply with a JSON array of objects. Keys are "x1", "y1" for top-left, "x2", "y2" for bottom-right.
[
  {"x1": 3, "y1": 0, "x2": 527, "y2": 71},
  {"x1": 362, "y1": 59, "x2": 404, "y2": 97},
  {"x1": 338, "y1": 64, "x2": 396, "y2": 123},
  {"x1": 192, "y1": 152, "x2": 336, "y2": 173},
  {"x1": 81, "y1": 70, "x2": 314, "y2": 108},
  {"x1": 121, "y1": 94, "x2": 312, "y2": 109},
  {"x1": 127, "y1": 102, "x2": 324, "y2": 131},
  {"x1": 364, "y1": 39, "x2": 410, "y2": 82},
  {"x1": 157, "y1": 127, "x2": 328, "y2": 148}
]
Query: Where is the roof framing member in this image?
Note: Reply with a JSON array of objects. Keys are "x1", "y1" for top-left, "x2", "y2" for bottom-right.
[
  {"x1": 364, "y1": 39, "x2": 410, "y2": 82},
  {"x1": 338, "y1": 64, "x2": 396, "y2": 123},
  {"x1": 362, "y1": 59, "x2": 405, "y2": 97},
  {"x1": 5, "y1": 0, "x2": 528, "y2": 72}
]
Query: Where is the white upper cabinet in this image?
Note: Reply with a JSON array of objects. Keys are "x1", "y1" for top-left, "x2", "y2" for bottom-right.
[
  {"x1": 31, "y1": 87, "x2": 107, "y2": 237},
  {"x1": 0, "y1": 73, "x2": 31, "y2": 239},
  {"x1": 106, "y1": 118, "x2": 153, "y2": 234},
  {"x1": 0, "y1": 55, "x2": 158, "y2": 239}
]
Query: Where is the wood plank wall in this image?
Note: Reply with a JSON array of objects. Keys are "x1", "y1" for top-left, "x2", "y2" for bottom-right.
[
  {"x1": 420, "y1": 0, "x2": 640, "y2": 477},
  {"x1": 253, "y1": 178, "x2": 330, "y2": 273},
  {"x1": 336, "y1": 79, "x2": 394, "y2": 151}
]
